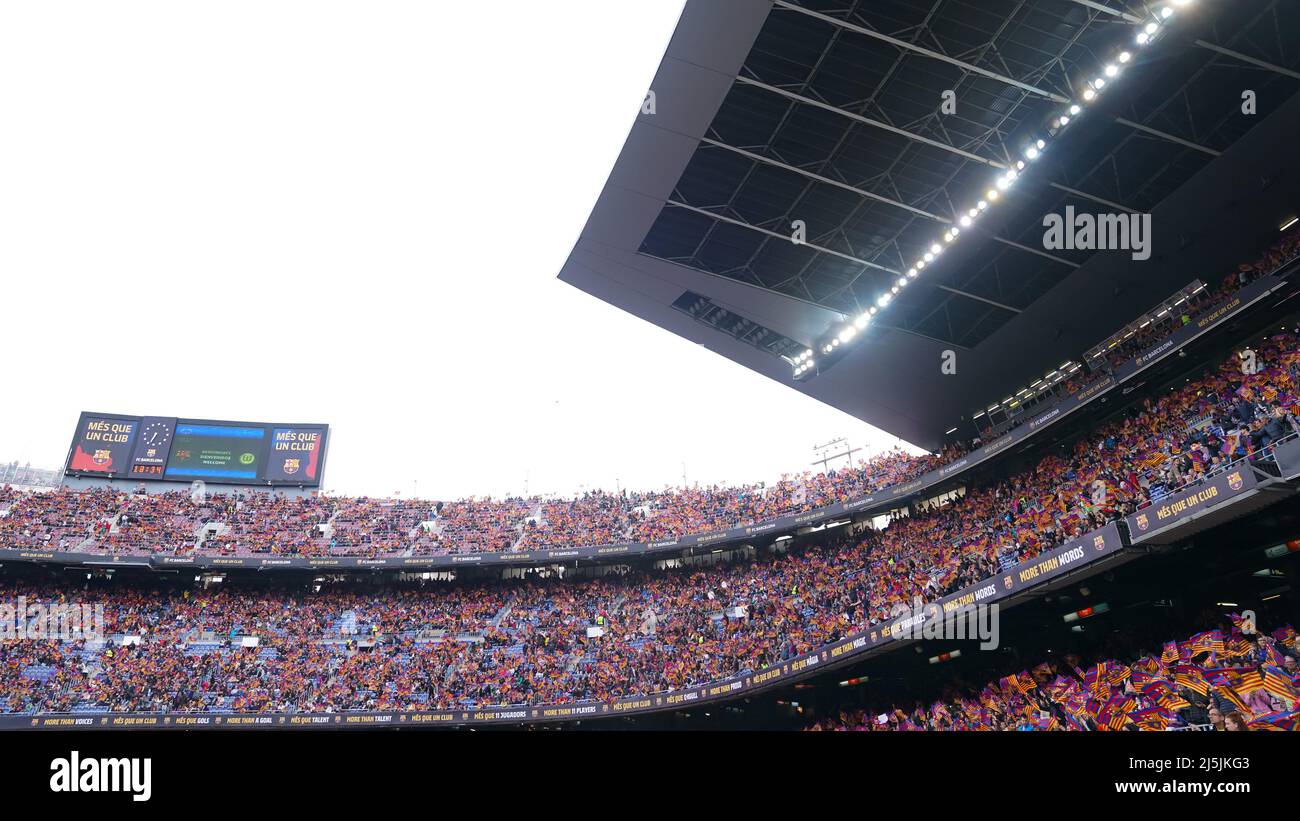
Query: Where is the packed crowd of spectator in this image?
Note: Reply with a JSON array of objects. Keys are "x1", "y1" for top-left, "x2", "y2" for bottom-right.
[
  {"x1": 808, "y1": 617, "x2": 1300, "y2": 731},
  {"x1": 0, "y1": 446, "x2": 955, "y2": 558},
  {"x1": 976, "y1": 224, "x2": 1300, "y2": 444},
  {"x1": 3, "y1": 228, "x2": 1300, "y2": 717},
  {"x1": 414, "y1": 497, "x2": 532, "y2": 555},
  {"x1": 5, "y1": 229, "x2": 1296, "y2": 561},
  {"x1": 2, "y1": 325, "x2": 1299, "y2": 715},
  {"x1": 1099, "y1": 224, "x2": 1300, "y2": 370},
  {"x1": 0, "y1": 434, "x2": 996, "y2": 559}
]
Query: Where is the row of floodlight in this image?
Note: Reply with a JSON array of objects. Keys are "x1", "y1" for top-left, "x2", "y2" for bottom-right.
[{"x1": 794, "y1": 0, "x2": 1196, "y2": 380}]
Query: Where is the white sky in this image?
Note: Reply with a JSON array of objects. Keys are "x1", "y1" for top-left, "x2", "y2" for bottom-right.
[{"x1": 0, "y1": 1, "x2": 920, "y2": 500}]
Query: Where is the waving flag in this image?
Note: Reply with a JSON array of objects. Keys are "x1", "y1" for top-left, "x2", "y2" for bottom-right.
[
  {"x1": 1203, "y1": 630, "x2": 1226, "y2": 656},
  {"x1": 1247, "y1": 711, "x2": 1299, "y2": 731},
  {"x1": 1047, "y1": 675, "x2": 1079, "y2": 699},
  {"x1": 1107, "y1": 663, "x2": 1132, "y2": 687},
  {"x1": 1225, "y1": 635, "x2": 1253, "y2": 658},
  {"x1": 1260, "y1": 638, "x2": 1288, "y2": 668},
  {"x1": 1096, "y1": 694, "x2": 1136, "y2": 731},
  {"x1": 1271, "y1": 625, "x2": 1297, "y2": 647},
  {"x1": 1081, "y1": 665, "x2": 1100, "y2": 695},
  {"x1": 1260, "y1": 665, "x2": 1299, "y2": 702},
  {"x1": 1016, "y1": 671, "x2": 1038, "y2": 694},
  {"x1": 1143, "y1": 680, "x2": 1190, "y2": 711},
  {"x1": 1129, "y1": 706, "x2": 1173, "y2": 731},
  {"x1": 1133, "y1": 656, "x2": 1162, "y2": 675},
  {"x1": 979, "y1": 687, "x2": 1001, "y2": 710},
  {"x1": 1173, "y1": 664, "x2": 1210, "y2": 697},
  {"x1": 1204, "y1": 672, "x2": 1249, "y2": 713},
  {"x1": 1231, "y1": 670, "x2": 1265, "y2": 695}
]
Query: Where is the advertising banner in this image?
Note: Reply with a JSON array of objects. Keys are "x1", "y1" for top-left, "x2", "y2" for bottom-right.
[{"x1": 1124, "y1": 466, "x2": 1258, "y2": 543}]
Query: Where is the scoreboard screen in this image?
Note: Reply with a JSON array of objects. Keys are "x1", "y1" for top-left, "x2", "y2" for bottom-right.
[
  {"x1": 64, "y1": 412, "x2": 329, "y2": 486},
  {"x1": 67, "y1": 415, "x2": 139, "y2": 475},
  {"x1": 165, "y1": 423, "x2": 266, "y2": 481},
  {"x1": 264, "y1": 427, "x2": 327, "y2": 483}
]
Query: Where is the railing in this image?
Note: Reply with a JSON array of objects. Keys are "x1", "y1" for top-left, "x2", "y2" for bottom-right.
[{"x1": 1132, "y1": 429, "x2": 1300, "y2": 513}]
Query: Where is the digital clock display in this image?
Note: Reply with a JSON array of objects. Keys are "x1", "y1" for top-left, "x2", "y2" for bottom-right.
[{"x1": 128, "y1": 417, "x2": 176, "y2": 476}]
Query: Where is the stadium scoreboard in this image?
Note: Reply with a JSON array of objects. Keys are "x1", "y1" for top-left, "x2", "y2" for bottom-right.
[{"x1": 64, "y1": 412, "x2": 329, "y2": 486}]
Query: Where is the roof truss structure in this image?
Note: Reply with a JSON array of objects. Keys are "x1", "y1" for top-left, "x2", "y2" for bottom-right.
[{"x1": 639, "y1": 0, "x2": 1300, "y2": 348}]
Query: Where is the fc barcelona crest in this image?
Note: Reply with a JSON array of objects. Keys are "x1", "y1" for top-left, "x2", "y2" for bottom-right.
[
  {"x1": 282, "y1": 458, "x2": 301, "y2": 476},
  {"x1": 1003, "y1": 575, "x2": 1013, "y2": 590},
  {"x1": 1228, "y1": 471, "x2": 1243, "y2": 491},
  {"x1": 1093, "y1": 534, "x2": 1106, "y2": 551},
  {"x1": 1135, "y1": 513, "x2": 1150, "y2": 531}
]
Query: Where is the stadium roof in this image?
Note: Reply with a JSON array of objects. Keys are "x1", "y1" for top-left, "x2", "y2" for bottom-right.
[{"x1": 559, "y1": 0, "x2": 1300, "y2": 449}]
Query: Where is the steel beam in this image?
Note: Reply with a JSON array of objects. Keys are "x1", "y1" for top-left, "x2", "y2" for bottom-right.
[
  {"x1": 771, "y1": 0, "x2": 1071, "y2": 103},
  {"x1": 1114, "y1": 117, "x2": 1222, "y2": 156},
  {"x1": 1194, "y1": 39, "x2": 1300, "y2": 80}
]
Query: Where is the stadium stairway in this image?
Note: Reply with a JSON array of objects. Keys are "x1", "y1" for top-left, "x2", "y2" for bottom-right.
[
  {"x1": 317, "y1": 504, "x2": 345, "y2": 545},
  {"x1": 489, "y1": 596, "x2": 516, "y2": 631},
  {"x1": 609, "y1": 593, "x2": 627, "y2": 620},
  {"x1": 62, "y1": 516, "x2": 105, "y2": 552},
  {"x1": 334, "y1": 610, "x2": 359, "y2": 635},
  {"x1": 194, "y1": 522, "x2": 229, "y2": 553},
  {"x1": 79, "y1": 639, "x2": 104, "y2": 678},
  {"x1": 564, "y1": 651, "x2": 584, "y2": 674},
  {"x1": 511, "y1": 501, "x2": 545, "y2": 550}
]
